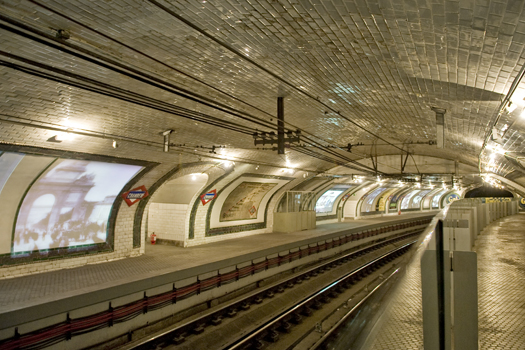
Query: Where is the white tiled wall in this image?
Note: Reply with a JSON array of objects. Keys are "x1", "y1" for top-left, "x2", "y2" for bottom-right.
[{"x1": 148, "y1": 203, "x2": 188, "y2": 242}]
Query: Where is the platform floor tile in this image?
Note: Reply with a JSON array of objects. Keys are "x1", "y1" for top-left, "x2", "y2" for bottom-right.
[
  {"x1": 476, "y1": 215, "x2": 525, "y2": 350},
  {"x1": 365, "y1": 213, "x2": 525, "y2": 350}
]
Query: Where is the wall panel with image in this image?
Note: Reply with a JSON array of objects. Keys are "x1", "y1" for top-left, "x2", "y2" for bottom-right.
[
  {"x1": 0, "y1": 149, "x2": 145, "y2": 263},
  {"x1": 207, "y1": 174, "x2": 293, "y2": 236},
  {"x1": 315, "y1": 184, "x2": 354, "y2": 216}
]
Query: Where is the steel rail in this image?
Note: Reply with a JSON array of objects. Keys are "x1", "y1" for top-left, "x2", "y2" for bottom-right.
[
  {"x1": 122, "y1": 231, "x2": 422, "y2": 350},
  {"x1": 223, "y1": 241, "x2": 414, "y2": 350}
]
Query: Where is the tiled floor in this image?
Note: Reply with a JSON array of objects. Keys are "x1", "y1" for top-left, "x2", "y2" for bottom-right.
[
  {"x1": 476, "y1": 214, "x2": 525, "y2": 349},
  {"x1": 364, "y1": 213, "x2": 525, "y2": 350}
]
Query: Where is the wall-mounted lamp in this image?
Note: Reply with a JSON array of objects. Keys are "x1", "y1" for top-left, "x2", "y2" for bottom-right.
[
  {"x1": 506, "y1": 101, "x2": 517, "y2": 113},
  {"x1": 112, "y1": 140, "x2": 118, "y2": 148},
  {"x1": 162, "y1": 129, "x2": 173, "y2": 152},
  {"x1": 47, "y1": 135, "x2": 62, "y2": 143},
  {"x1": 222, "y1": 161, "x2": 234, "y2": 168}
]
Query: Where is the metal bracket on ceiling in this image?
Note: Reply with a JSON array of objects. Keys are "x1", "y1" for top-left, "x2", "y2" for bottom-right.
[{"x1": 252, "y1": 97, "x2": 301, "y2": 154}]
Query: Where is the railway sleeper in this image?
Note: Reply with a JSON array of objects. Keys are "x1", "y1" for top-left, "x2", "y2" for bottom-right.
[
  {"x1": 280, "y1": 320, "x2": 293, "y2": 333},
  {"x1": 171, "y1": 333, "x2": 186, "y2": 345},
  {"x1": 210, "y1": 315, "x2": 222, "y2": 325}
]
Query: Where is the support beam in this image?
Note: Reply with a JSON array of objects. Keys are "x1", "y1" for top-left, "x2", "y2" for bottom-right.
[
  {"x1": 371, "y1": 154, "x2": 378, "y2": 173},
  {"x1": 401, "y1": 152, "x2": 409, "y2": 173}
]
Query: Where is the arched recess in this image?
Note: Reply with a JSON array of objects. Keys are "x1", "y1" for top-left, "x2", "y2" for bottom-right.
[
  {"x1": 399, "y1": 189, "x2": 422, "y2": 211},
  {"x1": 345, "y1": 183, "x2": 376, "y2": 218},
  {"x1": 360, "y1": 186, "x2": 392, "y2": 215},
  {"x1": 386, "y1": 187, "x2": 412, "y2": 213},
  {"x1": 274, "y1": 176, "x2": 332, "y2": 214},
  {"x1": 0, "y1": 145, "x2": 154, "y2": 268},
  {"x1": 385, "y1": 186, "x2": 411, "y2": 213},
  {"x1": 421, "y1": 188, "x2": 443, "y2": 210},
  {"x1": 146, "y1": 173, "x2": 208, "y2": 245},
  {"x1": 375, "y1": 187, "x2": 401, "y2": 213},
  {"x1": 430, "y1": 188, "x2": 449, "y2": 209},
  {"x1": 408, "y1": 189, "x2": 433, "y2": 210}
]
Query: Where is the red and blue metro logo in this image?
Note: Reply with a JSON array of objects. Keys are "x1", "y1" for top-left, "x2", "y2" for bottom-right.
[
  {"x1": 200, "y1": 189, "x2": 217, "y2": 205},
  {"x1": 122, "y1": 185, "x2": 149, "y2": 206}
]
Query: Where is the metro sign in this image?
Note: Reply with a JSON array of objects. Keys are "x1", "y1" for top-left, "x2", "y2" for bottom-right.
[
  {"x1": 200, "y1": 189, "x2": 217, "y2": 205},
  {"x1": 122, "y1": 185, "x2": 149, "y2": 206}
]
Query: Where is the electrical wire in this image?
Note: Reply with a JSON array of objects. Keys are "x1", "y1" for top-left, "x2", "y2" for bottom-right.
[
  {"x1": 26, "y1": 0, "x2": 415, "y2": 175},
  {"x1": 27, "y1": 0, "x2": 279, "y2": 130},
  {"x1": 0, "y1": 12, "x2": 412, "y2": 172},
  {"x1": 0, "y1": 55, "x2": 257, "y2": 135},
  {"x1": 0, "y1": 16, "x2": 276, "y2": 131}
]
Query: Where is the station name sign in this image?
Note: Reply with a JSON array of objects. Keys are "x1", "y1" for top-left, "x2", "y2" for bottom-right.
[
  {"x1": 122, "y1": 185, "x2": 149, "y2": 206},
  {"x1": 200, "y1": 189, "x2": 217, "y2": 205}
]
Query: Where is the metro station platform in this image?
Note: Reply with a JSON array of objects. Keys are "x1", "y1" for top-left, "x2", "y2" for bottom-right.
[
  {"x1": 0, "y1": 213, "x2": 434, "y2": 341},
  {"x1": 365, "y1": 213, "x2": 525, "y2": 350}
]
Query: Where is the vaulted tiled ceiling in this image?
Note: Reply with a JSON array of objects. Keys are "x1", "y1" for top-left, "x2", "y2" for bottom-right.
[{"x1": 2, "y1": 0, "x2": 525, "y2": 182}]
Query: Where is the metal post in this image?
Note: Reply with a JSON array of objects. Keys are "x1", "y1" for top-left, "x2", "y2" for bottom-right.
[
  {"x1": 277, "y1": 97, "x2": 285, "y2": 155},
  {"x1": 432, "y1": 107, "x2": 446, "y2": 149},
  {"x1": 435, "y1": 220, "x2": 445, "y2": 350}
]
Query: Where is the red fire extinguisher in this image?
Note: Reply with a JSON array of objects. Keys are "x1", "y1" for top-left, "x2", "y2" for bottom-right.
[{"x1": 150, "y1": 232, "x2": 157, "y2": 245}]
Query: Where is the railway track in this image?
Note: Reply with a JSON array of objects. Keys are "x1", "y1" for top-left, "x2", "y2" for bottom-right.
[{"x1": 120, "y1": 229, "x2": 422, "y2": 350}]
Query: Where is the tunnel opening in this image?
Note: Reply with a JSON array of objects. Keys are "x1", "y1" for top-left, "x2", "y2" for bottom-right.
[{"x1": 464, "y1": 185, "x2": 513, "y2": 198}]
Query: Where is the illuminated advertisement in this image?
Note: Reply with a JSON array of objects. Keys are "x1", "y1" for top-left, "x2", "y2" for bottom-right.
[
  {"x1": 431, "y1": 189, "x2": 448, "y2": 208},
  {"x1": 410, "y1": 190, "x2": 432, "y2": 209},
  {"x1": 316, "y1": 190, "x2": 345, "y2": 213},
  {"x1": 389, "y1": 191, "x2": 406, "y2": 209},
  {"x1": 400, "y1": 190, "x2": 419, "y2": 210},
  {"x1": 377, "y1": 188, "x2": 398, "y2": 211},
  {"x1": 361, "y1": 187, "x2": 387, "y2": 212},
  {"x1": 0, "y1": 151, "x2": 143, "y2": 254}
]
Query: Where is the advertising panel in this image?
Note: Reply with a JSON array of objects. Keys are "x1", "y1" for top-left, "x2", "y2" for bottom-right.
[{"x1": 5, "y1": 155, "x2": 143, "y2": 253}]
